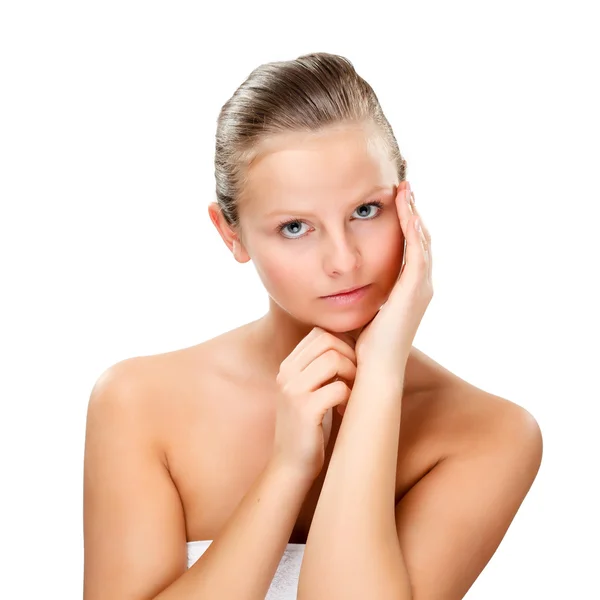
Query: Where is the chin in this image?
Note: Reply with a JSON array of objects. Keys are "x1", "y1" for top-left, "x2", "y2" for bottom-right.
[{"x1": 314, "y1": 308, "x2": 378, "y2": 334}]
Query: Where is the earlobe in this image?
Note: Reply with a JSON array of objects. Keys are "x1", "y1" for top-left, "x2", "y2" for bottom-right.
[{"x1": 232, "y1": 238, "x2": 252, "y2": 264}]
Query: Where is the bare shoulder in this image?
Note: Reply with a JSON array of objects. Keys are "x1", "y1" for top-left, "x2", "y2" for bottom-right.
[
  {"x1": 392, "y1": 352, "x2": 543, "y2": 600},
  {"x1": 404, "y1": 346, "x2": 543, "y2": 459},
  {"x1": 84, "y1": 347, "x2": 218, "y2": 597},
  {"x1": 87, "y1": 353, "x2": 183, "y2": 469},
  {"x1": 88, "y1": 325, "x2": 256, "y2": 459},
  {"x1": 92, "y1": 323, "x2": 249, "y2": 399}
]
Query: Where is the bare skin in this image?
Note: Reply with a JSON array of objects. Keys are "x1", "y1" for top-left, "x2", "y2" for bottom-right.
[
  {"x1": 84, "y1": 123, "x2": 543, "y2": 598},
  {"x1": 122, "y1": 317, "x2": 530, "y2": 547}
]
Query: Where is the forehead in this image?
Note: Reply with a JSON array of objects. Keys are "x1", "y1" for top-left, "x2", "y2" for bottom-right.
[{"x1": 244, "y1": 125, "x2": 397, "y2": 208}]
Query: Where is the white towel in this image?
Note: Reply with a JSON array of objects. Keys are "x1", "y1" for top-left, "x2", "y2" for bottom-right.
[{"x1": 186, "y1": 540, "x2": 306, "y2": 599}]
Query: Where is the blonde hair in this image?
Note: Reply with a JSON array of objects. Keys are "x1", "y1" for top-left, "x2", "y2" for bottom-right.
[{"x1": 214, "y1": 52, "x2": 407, "y2": 242}]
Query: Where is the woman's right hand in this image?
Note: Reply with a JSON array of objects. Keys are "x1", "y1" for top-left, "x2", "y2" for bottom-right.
[{"x1": 270, "y1": 326, "x2": 357, "y2": 483}]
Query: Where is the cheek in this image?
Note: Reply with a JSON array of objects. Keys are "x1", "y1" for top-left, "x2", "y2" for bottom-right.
[
  {"x1": 383, "y1": 232, "x2": 405, "y2": 264},
  {"x1": 253, "y1": 254, "x2": 313, "y2": 295},
  {"x1": 368, "y1": 227, "x2": 405, "y2": 283}
]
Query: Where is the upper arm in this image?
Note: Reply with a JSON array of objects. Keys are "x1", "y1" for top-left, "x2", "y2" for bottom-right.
[
  {"x1": 83, "y1": 361, "x2": 187, "y2": 600},
  {"x1": 394, "y1": 402, "x2": 543, "y2": 600}
]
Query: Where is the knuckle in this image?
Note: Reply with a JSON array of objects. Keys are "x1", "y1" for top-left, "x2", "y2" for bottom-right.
[
  {"x1": 329, "y1": 331, "x2": 355, "y2": 349},
  {"x1": 333, "y1": 379, "x2": 349, "y2": 398},
  {"x1": 324, "y1": 348, "x2": 339, "y2": 364}
]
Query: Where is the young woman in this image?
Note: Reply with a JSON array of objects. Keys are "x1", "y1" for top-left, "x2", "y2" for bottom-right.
[{"x1": 83, "y1": 52, "x2": 543, "y2": 600}]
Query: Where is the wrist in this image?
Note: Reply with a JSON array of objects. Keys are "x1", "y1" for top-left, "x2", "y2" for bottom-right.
[
  {"x1": 357, "y1": 355, "x2": 409, "y2": 383},
  {"x1": 351, "y1": 364, "x2": 406, "y2": 406}
]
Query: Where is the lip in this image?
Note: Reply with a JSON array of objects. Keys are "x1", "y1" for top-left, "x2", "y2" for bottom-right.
[
  {"x1": 321, "y1": 284, "x2": 368, "y2": 298},
  {"x1": 320, "y1": 284, "x2": 371, "y2": 305}
]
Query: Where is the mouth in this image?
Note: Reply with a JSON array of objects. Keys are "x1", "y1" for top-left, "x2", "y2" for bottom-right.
[
  {"x1": 321, "y1": 284, "x2": 369, "y2": 298},
  {"x1": 320, "y1": 284, "x2": 372, "y2": 304}
]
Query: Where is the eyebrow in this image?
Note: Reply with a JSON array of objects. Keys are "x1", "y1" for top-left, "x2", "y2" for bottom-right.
[{"x1": 264, "y1": 184, "x2": 394, "y2": 218}]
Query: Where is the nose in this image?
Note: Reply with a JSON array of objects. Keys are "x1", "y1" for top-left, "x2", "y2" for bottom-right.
[{"x1": 323, "y1": 232, "x2": 362, "y2": 276}]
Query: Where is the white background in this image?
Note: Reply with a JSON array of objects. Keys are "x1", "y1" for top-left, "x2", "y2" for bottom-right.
[{"x1": 1, "y1": 1, "x2": 598, "y2": 598}]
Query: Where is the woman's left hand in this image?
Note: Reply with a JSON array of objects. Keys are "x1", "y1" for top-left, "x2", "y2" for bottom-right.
[{"x1": 351, "y1": 181, "x2": 433, "y2": 374}]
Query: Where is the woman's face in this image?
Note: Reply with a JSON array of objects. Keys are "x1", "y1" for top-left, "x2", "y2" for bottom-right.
[{"x1": 236, "y1": 123, "x2": 405, "y2": 333}]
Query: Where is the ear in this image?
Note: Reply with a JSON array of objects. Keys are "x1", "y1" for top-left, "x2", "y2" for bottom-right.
[{"x1": 208, "y1": 202, "x2": 251, "y2": 263}]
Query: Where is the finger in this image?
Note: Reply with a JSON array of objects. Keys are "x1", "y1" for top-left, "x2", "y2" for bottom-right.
[
  {"x1": 285, "y1": 326, "x2": 324, "y2": 362},
  {"x1": 310, "y1": 379, "x2": 351, "y2": 419},
  {"x1": 397, "y1": 179, "x2": 410, "y2": 195},
  {"x1": 409, "y1": 193, "x2": 433, "y2": 284},
  {"x1": 409, "y1": 193, "x2": 431, "y2": 249},
  {"x1": 397, "y1": 189, "x2": 427, "y2": 277},
  {"x1": 395, "y1": 184, "x2": 413, "y2": 234},
  {"x1": 293, "y1": 332, "x2": 357, "y2": 374},
  {"x1": 299, "y1": 351, "x2": 357, "y2": 393},
  {"x1": 330, "y1": 331, "x2": 357, "y2": 350}
]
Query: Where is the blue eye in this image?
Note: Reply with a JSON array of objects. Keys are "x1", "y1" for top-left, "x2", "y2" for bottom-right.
[{"x1": 276, "y1": 200, "x2": 385, "y2": 240}]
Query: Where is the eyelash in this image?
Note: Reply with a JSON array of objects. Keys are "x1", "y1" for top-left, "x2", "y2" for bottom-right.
[{"x1": 276, "y1": 200, "x2": 385, "y2": 240}]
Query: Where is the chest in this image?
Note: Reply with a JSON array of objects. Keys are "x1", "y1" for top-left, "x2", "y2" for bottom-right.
[{"x1": 162, "y1": 377, "x2": 450, "y2": 545}]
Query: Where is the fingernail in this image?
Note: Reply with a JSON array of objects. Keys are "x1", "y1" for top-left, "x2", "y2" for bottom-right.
[
  {"x1": 406, "y1": 181, "x2": 411, "y2": 191},
  {"x1": 405, "y1": 189, "x2": 412, "y2": 204}
]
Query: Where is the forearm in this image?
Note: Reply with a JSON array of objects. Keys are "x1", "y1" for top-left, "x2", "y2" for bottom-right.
[
  {"x1": 155, "y1": 459, "x2": 313, "y2": 600},
  {"x1": 297, "y1": 365, "x2": 413, "y2": 600}
]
